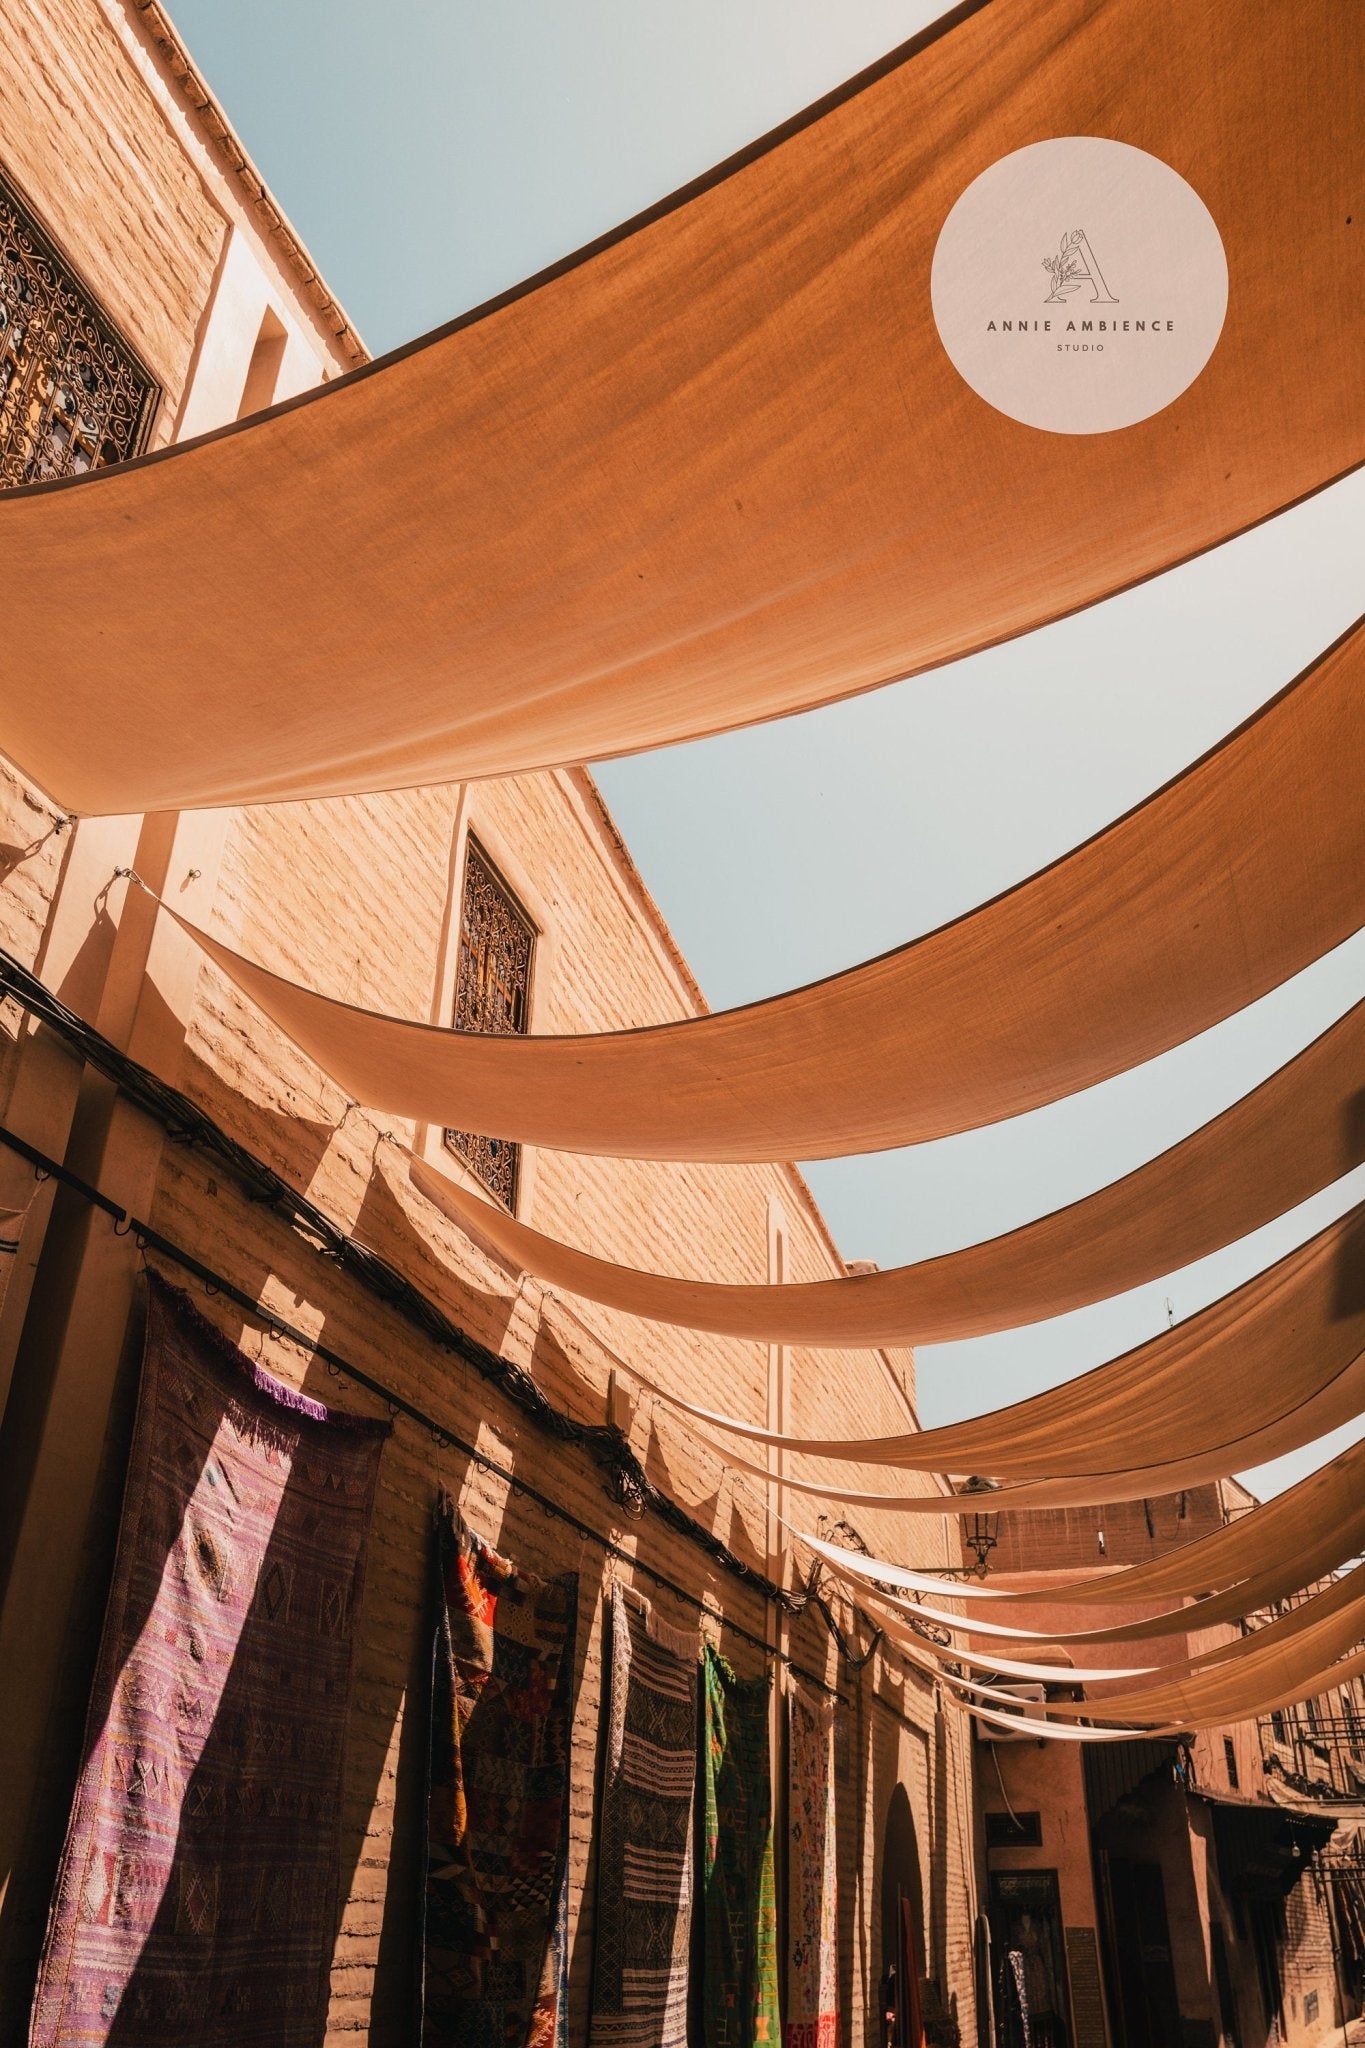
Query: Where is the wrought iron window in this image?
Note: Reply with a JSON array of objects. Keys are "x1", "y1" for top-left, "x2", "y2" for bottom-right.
[
  {"x1": 444, "y1": 839, "x2": 535, "y2": 1208},
  {"x1": 0, "y1": 165, "x2": 157, "y2": 489}
]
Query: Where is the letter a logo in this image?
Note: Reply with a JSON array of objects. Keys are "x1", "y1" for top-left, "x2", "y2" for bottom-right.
[{"x1": 1041, "y1": 228, "x2": 1118, "y2": 304}]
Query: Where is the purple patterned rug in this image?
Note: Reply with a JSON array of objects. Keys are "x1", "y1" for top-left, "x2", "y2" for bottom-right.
[{"x1": 29, "y1": 1274, "x2": 389, "y2": 2048}]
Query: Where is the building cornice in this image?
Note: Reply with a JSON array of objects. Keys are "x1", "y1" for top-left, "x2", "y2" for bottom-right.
[{"x1": 131, "y1": 2, "x2": 367, "y2": 368}]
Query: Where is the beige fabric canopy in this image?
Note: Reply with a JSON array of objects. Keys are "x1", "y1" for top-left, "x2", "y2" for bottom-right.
[
  {"x1": 961, "y1": 1703, "x2": 1167, "y2": 1743},
  {"x1": 825, "y1": 1548, "x2": 1365, "y2": 1663},
  {"x1": 805, "y1": 1457, "x2": 1365, "y2": 1643},
  {"x1": 943, "y1": 1646, "x2": 1365, "y2": 1734},
  {"x1": 703, "y1": 1346, "x2": 1365, "y2": 1514},
  {"x1": 860, "y1": 1553, "x2": 1365, "y2": 1670},
  {"x1": 1093, "y1": 1645, "x2": 1365, "y2": 1731},
  {"x1": 989, "y1": 1439, "x2": 1365, "y2": 1607},
  {"x1": 1043, "y1": 1574, "x2": 1365, "y2": 1723},
  {"x1": 413, "y1": 995, "x2": 1365, "y2": 1342},
  {"x1": 165, "y1": 620, "x2": 1365, "y2": 1164},
  {"x1": 2, "y1": 0, "x2": 1361, "y2": 817},
  {"x1": 657, "y1": 1199, "x2": 1365, "y2": 1472},
  {"x1": 875, "y1": 1591, "x2": 1365, "y2": 1730}
]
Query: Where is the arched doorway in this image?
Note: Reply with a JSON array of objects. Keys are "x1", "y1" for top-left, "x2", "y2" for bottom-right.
[{"x1": 880, "y1": 1784, "x2": 927, "y2": 2048}]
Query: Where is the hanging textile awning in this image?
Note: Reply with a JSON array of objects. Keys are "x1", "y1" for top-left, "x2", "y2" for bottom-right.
[
  {"x1": 652, "y1": 1198, "x2": 1365, "y2": 1474},
  {"x1": 162, "y1": 619, "x2": 1365, "y2": 1164},
  {"x1": 980, "y1": 1439, "x2": 1365, "y2": 1609},
  {"x1": 804, "y1": 1470, "x2": 1365, "y2": 1645},
  {"x1": 1040, "y1": 1595, "x2": 1365, "y2": 1727},
  {"x1": 0, "y1": 0, "x2": 1358, "y2": 815},
  {"x1": 873, "y1": 1581, "x2": 1365, "y2": 1732},
  {"x1": 962, "y1": 1703, "x2": 1167, "y2": 1744},
  {"x1": 0, "y1": 0, "x2": 1360, "y2": 818},
  {"x1": 814, "y1": 1437, "x2": 1365, "y2": 1628},
  {"x1": 696, "y1": 1344, "x2": 1365, "y2": 1517},
  {"x1": 827, "y1": 1549, "x2": 1365, "y2": 1671},
  {"x1": 410, "y1": 993, "x2": 1365, "y2": 1343}
]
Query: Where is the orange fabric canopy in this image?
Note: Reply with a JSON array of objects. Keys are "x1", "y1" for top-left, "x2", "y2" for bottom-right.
[
  {"x1": 1, "y1": 0, "x2": 1362, "y2": 815},
  {"x1": 411, "y1": 994, "x2": 1365, "y2": 1341},
  {"x1": 802, "y1": 1445, "x2": 1365, "y2": 1643},
  {"x1": 694, "y1": 1331, "x2": 1365, "y2": 1515},
  {"x1": 1044, "y1": 1571, "x2": 1365, "y2": 1723},
  {"x1": 166, "y1": 620, "x2": 1365, "y2": 1163},
  {"x1": 654, "y1": 1198, "x2": 1365, "y2": 1473}
]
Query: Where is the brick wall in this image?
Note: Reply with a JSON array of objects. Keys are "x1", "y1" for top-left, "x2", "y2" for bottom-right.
[
  {"x1": 0, "y1": 0, "x2": 227, "y2": 406},
  {"x1": 989, "y1": 1488, "x2": 1226, "y2": 1578}
]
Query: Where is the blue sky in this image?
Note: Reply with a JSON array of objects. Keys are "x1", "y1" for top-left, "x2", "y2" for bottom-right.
[{"x1": 167, "y1": 0, "x2": 1365, "y2": 1493}]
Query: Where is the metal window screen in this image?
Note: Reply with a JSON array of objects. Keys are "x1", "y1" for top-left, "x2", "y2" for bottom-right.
[
  {"x1": 444, "y1": 839, "x2": 535, "y2": 1207},
  {"x1": 0, "y1": 163, "x2": 157, "y2": 488}
]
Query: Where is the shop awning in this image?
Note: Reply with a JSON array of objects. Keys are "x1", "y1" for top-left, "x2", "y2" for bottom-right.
[
  {"x1": 1206, "y1": 1795, "x2": 1337, "y2": 1899},
  {"x1": 650, "y1": 1197, "x2": 1365, "y2": 1474}
]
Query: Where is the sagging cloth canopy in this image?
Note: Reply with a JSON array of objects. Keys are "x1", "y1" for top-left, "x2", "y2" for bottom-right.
[
  {"x1": 652, "y1": 1198, "x2": 1365, "y2": 1475},
  {"x1": 159, "y1": 617, "x2": 1365, "y2": 1164},
  {"x1": 408, "y1": 992, "x2": 1365, "y2": 1343},
  {"x1": 800, "y1": 1449, "x2": 1365, "y2": 1643},
  {"x1": 0, "y1": 0, "x2": 1362, "y2": 816}
]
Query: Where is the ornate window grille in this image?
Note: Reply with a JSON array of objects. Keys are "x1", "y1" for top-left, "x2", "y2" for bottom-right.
[
  {"x1": 0, "y1": 165, "x2": 157, "y2": 489},
  {"x1": 444, "y1": 839, "x2": 535, "y2": 1208}
]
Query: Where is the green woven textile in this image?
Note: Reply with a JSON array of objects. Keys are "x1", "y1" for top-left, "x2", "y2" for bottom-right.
[{"x1": 701, "y1": 1644, "x2": 780, "y2": 2047}]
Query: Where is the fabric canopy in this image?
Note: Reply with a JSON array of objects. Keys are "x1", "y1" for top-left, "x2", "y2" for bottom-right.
[
  {"x1": 3, "y1": 0, "x2": 1362, "y2": 818},
  {"x1": 981, "y1": 1438, "x2": 1365, "y2": 1608},
  {"x1": 960, "y1": 1703, "x2": 1167, "y2": 1743},
  {"x1": 163, "y1": 619, "x2": 1365, "y2": 1164},
  {"x1": 412, "y1": 995, "x2": 1365, "y2": 1342},
  {"x1": 942, "y1": 1645, "x2": 1365, "y2": 1734},
  {"x1": 874, "y1": 1590, "x2": 1365, "y2": 1732},
  {"x1": 823, "y1": 1550, "x2": 1365, "y2": 1674},
  {"x1": 811, "y1": 1443, "x2": 1365, "y2": 1647},
  {"x1": 871, "y1": 1558, "x2": 1365, "y2": 1675},
  {"x1": 656, "y1": 1198, "x2": 1365, "y2": 1473},
  {"x1": 817, "y1": 1437, "x2": 1365, "y2": 1617},
  {"x1": 957, "y1": 1642, "x2": 1365, "y2": 1733},
  {"x1": 700, "y1": 1346, "x2": 1365, "y2": 1514},
  {"x1": 1042, "y1": 1577, "x2": 1365, "y2": 1724}
]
